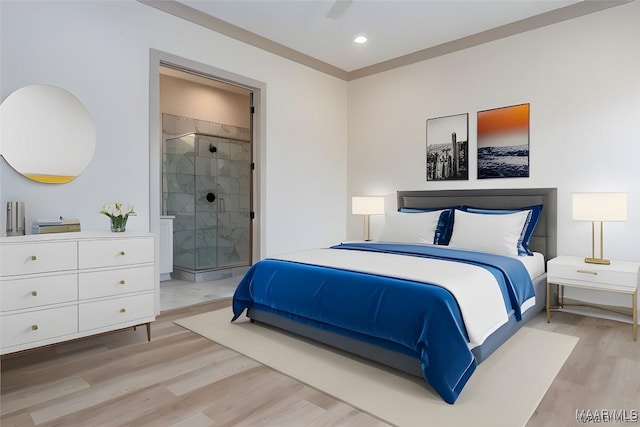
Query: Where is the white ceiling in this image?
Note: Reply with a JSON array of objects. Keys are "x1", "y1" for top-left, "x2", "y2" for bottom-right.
[{"x1": 178, "y1": 0, "x2": 582, "y2": 72}]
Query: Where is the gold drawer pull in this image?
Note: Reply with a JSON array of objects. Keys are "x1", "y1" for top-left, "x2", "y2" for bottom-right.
[
  {"x1": 32, "y1": 325, "x2": 39, "y2": 331},
  {"x1": 577, "y1": 269, "x2": 598, "y2": 275},
  {"x1": 119, "y1": 280, "x2": 125, "y2": 285},
  {"x1": 31, "y1": 255, "x2": 37, "y2": 261},
  {"x1": 119, "y1": 251, "x2": 125, "y2": 256},
  {"x1": 120, "y1": 308, "x2": 126, "y2": 313},
  {"x1": 31, "y1": 291, "x2": 38, "y2": 296}
]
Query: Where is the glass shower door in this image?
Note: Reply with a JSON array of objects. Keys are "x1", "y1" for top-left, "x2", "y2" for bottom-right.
[
  {"x1": 215, "y1": 137, "x2": 251, "y2": 268},
  {"x1": 164, "y1": 132, "x2": 251, "y2": 275},
  {"x1": 164, "y1": 133, "x2": 197, "y2": 272}
]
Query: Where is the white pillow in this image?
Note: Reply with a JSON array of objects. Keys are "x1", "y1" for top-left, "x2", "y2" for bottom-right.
[
  {"x1": 378, "y1": 210, "x2": 444, "y2": 244},
  {"x1": 448, "y1": 209, "x2": 529, "y2": 256}
]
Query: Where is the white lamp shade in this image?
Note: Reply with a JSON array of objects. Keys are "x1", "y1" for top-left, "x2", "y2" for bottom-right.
[
  {"x1": 352, "y1": 196, "x2": 385, "y2": 215},
  {"x1": 572, "y1": 192, "x2": 627, "y2": 221}
]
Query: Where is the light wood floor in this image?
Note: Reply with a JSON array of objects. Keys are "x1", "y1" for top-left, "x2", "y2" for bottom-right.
[{"x1": 1, "y1": 300, "x2": 639, "y2": 426}]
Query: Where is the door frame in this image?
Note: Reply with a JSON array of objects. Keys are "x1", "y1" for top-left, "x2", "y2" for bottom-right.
[{"x1": 149, "y1": 49, "x2": 265, "y2": 313}]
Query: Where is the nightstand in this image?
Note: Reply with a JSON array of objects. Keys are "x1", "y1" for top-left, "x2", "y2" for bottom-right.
[{"x1": 546, "y1": 255, "x2": 639, "y2": 341}]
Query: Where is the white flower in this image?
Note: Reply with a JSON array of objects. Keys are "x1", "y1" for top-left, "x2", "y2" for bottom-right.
[{"x1": 100, "y1": 202, "x2": 136, "y2": 219}]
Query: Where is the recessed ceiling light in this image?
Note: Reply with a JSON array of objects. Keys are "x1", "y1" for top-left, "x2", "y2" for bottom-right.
[{"x1": 353, "y1": 35, "x2": 368, "y2": 44}]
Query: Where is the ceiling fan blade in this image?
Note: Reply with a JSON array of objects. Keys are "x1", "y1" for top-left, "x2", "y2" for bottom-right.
[{"x1": 326, "y1": 0, "x2": 353, "y2": 20}]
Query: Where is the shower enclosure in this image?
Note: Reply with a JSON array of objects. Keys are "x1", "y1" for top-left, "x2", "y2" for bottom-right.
[{"x1": 163, "y1": 132, "x2": 251, "y2": 281}]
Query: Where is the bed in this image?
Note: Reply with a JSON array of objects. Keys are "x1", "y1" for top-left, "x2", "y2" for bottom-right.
[{"x1": 232, "y1": 188, "x2": 557, "y2": 404}]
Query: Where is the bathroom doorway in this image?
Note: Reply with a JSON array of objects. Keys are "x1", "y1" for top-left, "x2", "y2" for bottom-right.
[{"x1": 153, "y1": 58, "x2": 260, "y2": 311}]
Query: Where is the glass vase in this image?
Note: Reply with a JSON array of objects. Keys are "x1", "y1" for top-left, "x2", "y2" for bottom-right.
[{"x1": 110, "y1": 215, "x2": 128, "y2": 232}]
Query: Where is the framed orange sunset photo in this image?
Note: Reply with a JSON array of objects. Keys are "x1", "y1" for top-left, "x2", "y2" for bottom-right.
[{"x1": 477, "y1": 103, "x2": 530, "y2": 179}]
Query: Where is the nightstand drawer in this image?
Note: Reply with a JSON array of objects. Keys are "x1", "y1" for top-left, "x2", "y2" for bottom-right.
[
  {"x1": 79, "y1": 266, "x2": 154, "y2": 299},
  {"x1": 548, "y1": 264, "x2": 638, "y2": 291},
  {"x1": 1, "y1": 274, "x2": 78, "y2": 311},
  {"x1": 78, "y1": 238, "x2": 154, "y2": 269},
  {"x1": 0, "y1": 241, "x2": 77, "y2": 276},
  {"x1": 1, "y1": 305, "x2": 78, "y2": 349}
]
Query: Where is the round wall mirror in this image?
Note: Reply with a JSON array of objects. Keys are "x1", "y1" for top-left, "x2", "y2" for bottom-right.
[{"x1": 0, "y1": 84, "x2": 95, "y2": 184}]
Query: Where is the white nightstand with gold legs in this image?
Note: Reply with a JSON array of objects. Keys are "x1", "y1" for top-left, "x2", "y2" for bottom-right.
[{"x1": 546, "y1": 256, "x2": 639, "y2": 342}]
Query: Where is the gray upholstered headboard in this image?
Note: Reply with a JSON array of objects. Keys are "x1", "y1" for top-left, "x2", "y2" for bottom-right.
[{"x1": 397, "y1": 188, "x2": 557, "y2": 260}]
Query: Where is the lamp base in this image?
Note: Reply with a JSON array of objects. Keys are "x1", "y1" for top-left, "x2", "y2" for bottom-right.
[{"x1": 584, "y1": 257, "x2": 610, "y2": 265}]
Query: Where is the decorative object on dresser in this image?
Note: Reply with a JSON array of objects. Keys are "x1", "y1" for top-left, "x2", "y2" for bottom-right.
[
  {"x1": 5, "y1": 201, "x2": 25, "y2": 236},
  {"x1": 546, "y1": 255, "x2": 638, "y2": 341},
  {"x1": 351, "y1": 196, "x2": 385, "y2": 241},
  {"x1": 571, "y1": 192, "x2": 627, "y2": 265},
  {"x1": 31, "y1": 218, "x2": 81, "y2": 234},
  {"x1": 100, "y1": 202, "x2": 137, "y2": 232},
  {"x1": 0, "y1": 231, "x2": 156, "y2": 355}
]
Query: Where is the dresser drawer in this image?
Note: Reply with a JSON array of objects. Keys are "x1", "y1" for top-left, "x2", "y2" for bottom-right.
[
  {"x1": 79, "y1": 266, "x2": 154, "y2": 299},
  {"x1": 0, "y1": 241, "x2": 77, "y2": 276},
  {"x1": 548, "y1": 263, "x2": 639, "y2": 291},
  {"x1": 78, "y1": 238, "x2": 154, "y2": 269},
  {"x1": 79, "y1": 293, "x2": 155, "y2": 331},
  {"x1": 1, "y1": 305, "x2": 78, "y2": 349},
  {"x1": 1, "y1": 274, "x2": 78, "y2": 312}
]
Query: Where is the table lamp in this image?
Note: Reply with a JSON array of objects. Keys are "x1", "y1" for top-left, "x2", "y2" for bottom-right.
[
  {"x1": 572, "y1": 192, "x2": 627, "y2": 265},
  {"x1": 352, "y1": 196, "x2": 385, "y2": 241}
]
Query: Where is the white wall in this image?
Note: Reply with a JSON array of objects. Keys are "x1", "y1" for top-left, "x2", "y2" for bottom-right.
[
  {"x1": 348, "y1": 2, "x2": 639, "y2": 258},
  {"x1": 348, "y1": 2, "x2": 640, "y2": 309},
  {"x1": 0, "y1": 0, "x2": 348, "y2": 257}
]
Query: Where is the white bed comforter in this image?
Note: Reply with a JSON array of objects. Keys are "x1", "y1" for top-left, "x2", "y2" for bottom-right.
[{"x1": 272, "y1": 248, "x2": 524, "y2": 347}]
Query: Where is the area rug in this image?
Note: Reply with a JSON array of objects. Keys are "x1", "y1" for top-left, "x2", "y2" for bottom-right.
[{"x1": 175, "y1": 309, "x2": 578, "y2": 427}]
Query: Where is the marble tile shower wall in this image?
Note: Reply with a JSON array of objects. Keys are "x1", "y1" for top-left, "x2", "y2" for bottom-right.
[{"x1": 162, "y1": 114, "x2": 251, "y2": 272}]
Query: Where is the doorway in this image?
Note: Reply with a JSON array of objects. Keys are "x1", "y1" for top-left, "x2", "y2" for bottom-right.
[{"x1": 149, "y1": 50, "x2": 264, "y2": 312}]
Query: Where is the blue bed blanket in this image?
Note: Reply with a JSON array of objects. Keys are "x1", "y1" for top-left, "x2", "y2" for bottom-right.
[{"x1": 232, "y1": 243, "x2": 534, "y2": 404}]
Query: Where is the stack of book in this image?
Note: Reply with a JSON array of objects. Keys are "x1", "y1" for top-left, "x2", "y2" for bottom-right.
[{"x1": 32, "y1": 218, "x2": 81, "y2": 234}]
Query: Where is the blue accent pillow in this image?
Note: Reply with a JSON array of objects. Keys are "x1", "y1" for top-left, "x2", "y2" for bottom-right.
[
  {"x1": 460, "y1": 205, "x2": 543, "y2": 256},
  {"x1": 398, "y1": 207, "x2": 456, "y2": 245}
]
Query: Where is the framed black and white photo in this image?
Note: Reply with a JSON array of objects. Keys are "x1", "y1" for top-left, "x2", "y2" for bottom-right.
[
  {"x1": 426, "y1": 113, "x2": 469, "y2": 181},
  {"x1": 477, "y1": 103, "x2": 530, "y2": 179}
]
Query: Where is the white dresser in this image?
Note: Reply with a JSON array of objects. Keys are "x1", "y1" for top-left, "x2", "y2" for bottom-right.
[{"x1": 0, "y1": 231, "x2": 156, "y2": 355}]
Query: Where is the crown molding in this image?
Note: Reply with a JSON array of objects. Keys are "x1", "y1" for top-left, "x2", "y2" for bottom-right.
[{"x1": 140, "y1": 0, "x2": 633, "y2": 82}]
